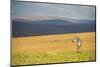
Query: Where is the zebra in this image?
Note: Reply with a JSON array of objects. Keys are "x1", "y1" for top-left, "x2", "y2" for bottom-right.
[{"x1": 72, "y1": 37, "x2": 82, "y2": 53}]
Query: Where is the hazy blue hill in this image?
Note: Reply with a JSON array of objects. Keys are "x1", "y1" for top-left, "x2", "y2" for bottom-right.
[
  {"x1": 12, "y1": 19, "x2": 95, "y2": 37},
  {"x1": 31, "y1": 19, "x2": 76, "y2": 25},
  {"x1": 77, "y1": 20, "x2": 96, "y2": 24}
]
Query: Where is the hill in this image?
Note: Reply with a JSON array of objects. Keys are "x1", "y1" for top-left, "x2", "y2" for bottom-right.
[{"x1": 12, "y1": 19, "x2": 95, "y2": 37}]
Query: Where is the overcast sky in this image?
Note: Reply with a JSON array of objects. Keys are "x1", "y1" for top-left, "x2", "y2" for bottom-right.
[{"x1": 12, "y1": 1, "x2": 96, "y2": 20}]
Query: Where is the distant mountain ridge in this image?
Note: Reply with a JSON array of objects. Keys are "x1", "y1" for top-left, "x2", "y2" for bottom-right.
[{"x1": 12, "y1": 19, "x2": 96, "y2": 37}]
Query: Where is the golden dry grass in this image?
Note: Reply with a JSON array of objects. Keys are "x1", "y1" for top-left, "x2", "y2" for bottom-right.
[{"x1": 12, "y1": 32, "x2": 96, "y2": 65}]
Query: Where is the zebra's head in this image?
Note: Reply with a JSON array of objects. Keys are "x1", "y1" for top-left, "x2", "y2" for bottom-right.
[{"x1": 72, "y1": 37, "x2": 81, "y2": 43}]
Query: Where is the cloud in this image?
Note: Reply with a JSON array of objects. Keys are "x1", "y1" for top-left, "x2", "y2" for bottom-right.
[{"x1": 12, "y1": 1, "x2": 96, "y2": 20}]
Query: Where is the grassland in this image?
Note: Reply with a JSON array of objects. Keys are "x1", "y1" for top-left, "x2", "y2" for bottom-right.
[{"x1": 12, "y1": 32, "x2": 96, "y2": 65}]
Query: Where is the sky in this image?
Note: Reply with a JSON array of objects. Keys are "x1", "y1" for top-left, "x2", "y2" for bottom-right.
[{"x1": 11, "y1": 1, "x2": 96, "y2": 20}]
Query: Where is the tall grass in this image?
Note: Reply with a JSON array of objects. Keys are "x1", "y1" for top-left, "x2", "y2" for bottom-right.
[
  {"x1": 12, "y1": 32, "x2": 96, "y2": 65},
  {"x1": 12, "y1": 50, "x2": 95, "y2": 65}
]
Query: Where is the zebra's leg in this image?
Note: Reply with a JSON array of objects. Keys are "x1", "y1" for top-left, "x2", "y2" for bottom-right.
[
  {"x1": 77, "y1": 45, "x2": 82, "y2": 53},
  {"x1": 76, "y1": 43, "x2": 79, "y2": 53},
  {"x1": 76, "y1": 43, "x2": 80, "y2": 53}
]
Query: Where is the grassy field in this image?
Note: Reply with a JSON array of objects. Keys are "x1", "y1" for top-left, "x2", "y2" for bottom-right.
[{"x1": 12, "y1": 32, "x2": 96, "y2": 65}]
